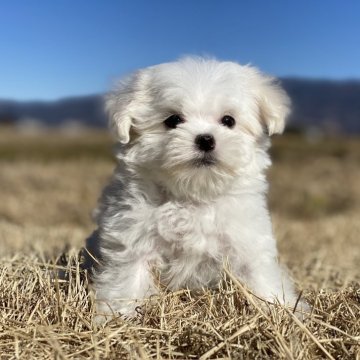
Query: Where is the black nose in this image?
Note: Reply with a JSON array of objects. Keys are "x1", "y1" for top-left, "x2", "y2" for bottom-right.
[{"x1": 195, "y1": 134, "x2": 216, "y2": 152}]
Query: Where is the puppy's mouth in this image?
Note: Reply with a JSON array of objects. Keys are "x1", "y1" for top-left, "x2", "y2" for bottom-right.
[{"x1": 192, "y1": 155, "x2": 217, "y2": 167}]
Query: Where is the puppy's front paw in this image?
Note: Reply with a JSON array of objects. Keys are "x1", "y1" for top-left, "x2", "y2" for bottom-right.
[
  {"x1": 156, "y1": 203, "x2": 195, "y2": 242},
  {"x1": 94, "y1": 300, "x2": 142, "y2": 325},
  {"x1": 292, "y1": 299, "x2": 311, "y2": 321}
]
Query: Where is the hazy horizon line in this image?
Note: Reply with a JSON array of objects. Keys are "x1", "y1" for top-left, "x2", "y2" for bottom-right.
[{"x1": 1, "y1": 75, "x2": 360, "y2": 103}]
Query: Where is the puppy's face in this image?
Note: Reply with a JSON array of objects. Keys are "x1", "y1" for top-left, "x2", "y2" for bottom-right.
[{"x1": 107, "y1": 57, "x2": 290, "y2": 201}]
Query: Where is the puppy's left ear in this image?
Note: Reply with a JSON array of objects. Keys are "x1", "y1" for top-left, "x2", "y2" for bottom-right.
[
  {"x1": 105, "y1": 70, "x2": 149, "y2": 144},
  {"x1": 256, "y1": 76, "x2": 291, "y2": 135}
]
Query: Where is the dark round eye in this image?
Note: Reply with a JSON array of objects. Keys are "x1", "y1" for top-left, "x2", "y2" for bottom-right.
[
  {"x1": 221, "y1": 115, "x2": 236, "y2": 128},
  {"x1": 163, "y1": 114, "x2": 184, "y2": 129}
]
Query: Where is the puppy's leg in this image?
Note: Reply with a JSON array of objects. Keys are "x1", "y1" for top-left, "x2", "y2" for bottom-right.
[
  {"x1": 232, "y1": 253, "x2": 308, "y2": 313},
  {"x1": 93, "y1": 255, "x2": 156, "y2": 323},
  {"x1": 241, "y1": 256, "x2": 296, "y2": 303}
]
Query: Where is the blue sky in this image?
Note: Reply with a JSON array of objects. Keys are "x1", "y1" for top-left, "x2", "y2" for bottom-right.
[{"x1": 1, "y1": 0, "x2": 359, "y2": 100}]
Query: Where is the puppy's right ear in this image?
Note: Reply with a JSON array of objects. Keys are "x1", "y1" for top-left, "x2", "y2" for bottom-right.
[{"x1": 105, "y1": 71, "x2": 148, "y2": 144}]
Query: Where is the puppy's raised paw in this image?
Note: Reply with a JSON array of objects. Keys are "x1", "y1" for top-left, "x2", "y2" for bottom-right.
[{"x1": 156, "y1": 202, "x2": 196, "y2": 242}]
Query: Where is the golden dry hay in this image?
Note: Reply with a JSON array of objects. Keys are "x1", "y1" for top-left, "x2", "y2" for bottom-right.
[{"x1": 0, "y1": 130, "x2": 359, "y2": 359}]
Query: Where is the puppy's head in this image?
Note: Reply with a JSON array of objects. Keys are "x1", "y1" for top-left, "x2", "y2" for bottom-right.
[{"x1": 106, "y1": 57, "x2": 290, "y2": 201}]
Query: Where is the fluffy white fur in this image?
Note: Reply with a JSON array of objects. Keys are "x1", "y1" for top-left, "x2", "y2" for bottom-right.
[{"x1": 85, "y1": 56, "x2": 305, "y2": 319}]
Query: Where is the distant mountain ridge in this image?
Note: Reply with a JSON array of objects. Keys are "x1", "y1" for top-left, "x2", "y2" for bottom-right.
[
  {"x1": 282, "y1": 78, "x2": 360, "y2": 133},
  {"x1": 0, "y1": 95, "x2": 105, "y2": 128},
  {"x1": 1, "y1": 78, "x2": 360, "y2": 133}
]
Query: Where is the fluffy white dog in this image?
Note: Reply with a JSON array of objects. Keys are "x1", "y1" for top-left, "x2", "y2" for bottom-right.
[{"x1": 85, "y1": 56, "x2": 305, "y2": 319}]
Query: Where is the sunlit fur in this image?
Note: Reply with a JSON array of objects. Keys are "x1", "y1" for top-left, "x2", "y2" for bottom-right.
[{"x1": 84, "y1": 57, "x2": 305, "y2": 320}]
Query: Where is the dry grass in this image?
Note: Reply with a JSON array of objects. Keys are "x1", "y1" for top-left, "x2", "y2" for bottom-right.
[{"x1": 0, "y1": 129, "x2": 359, "y2": 359}]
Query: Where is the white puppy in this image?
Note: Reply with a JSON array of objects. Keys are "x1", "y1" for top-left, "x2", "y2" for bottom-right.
[{"x1": 85, "y1": 56, "x2": 304, "y2": 319}]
